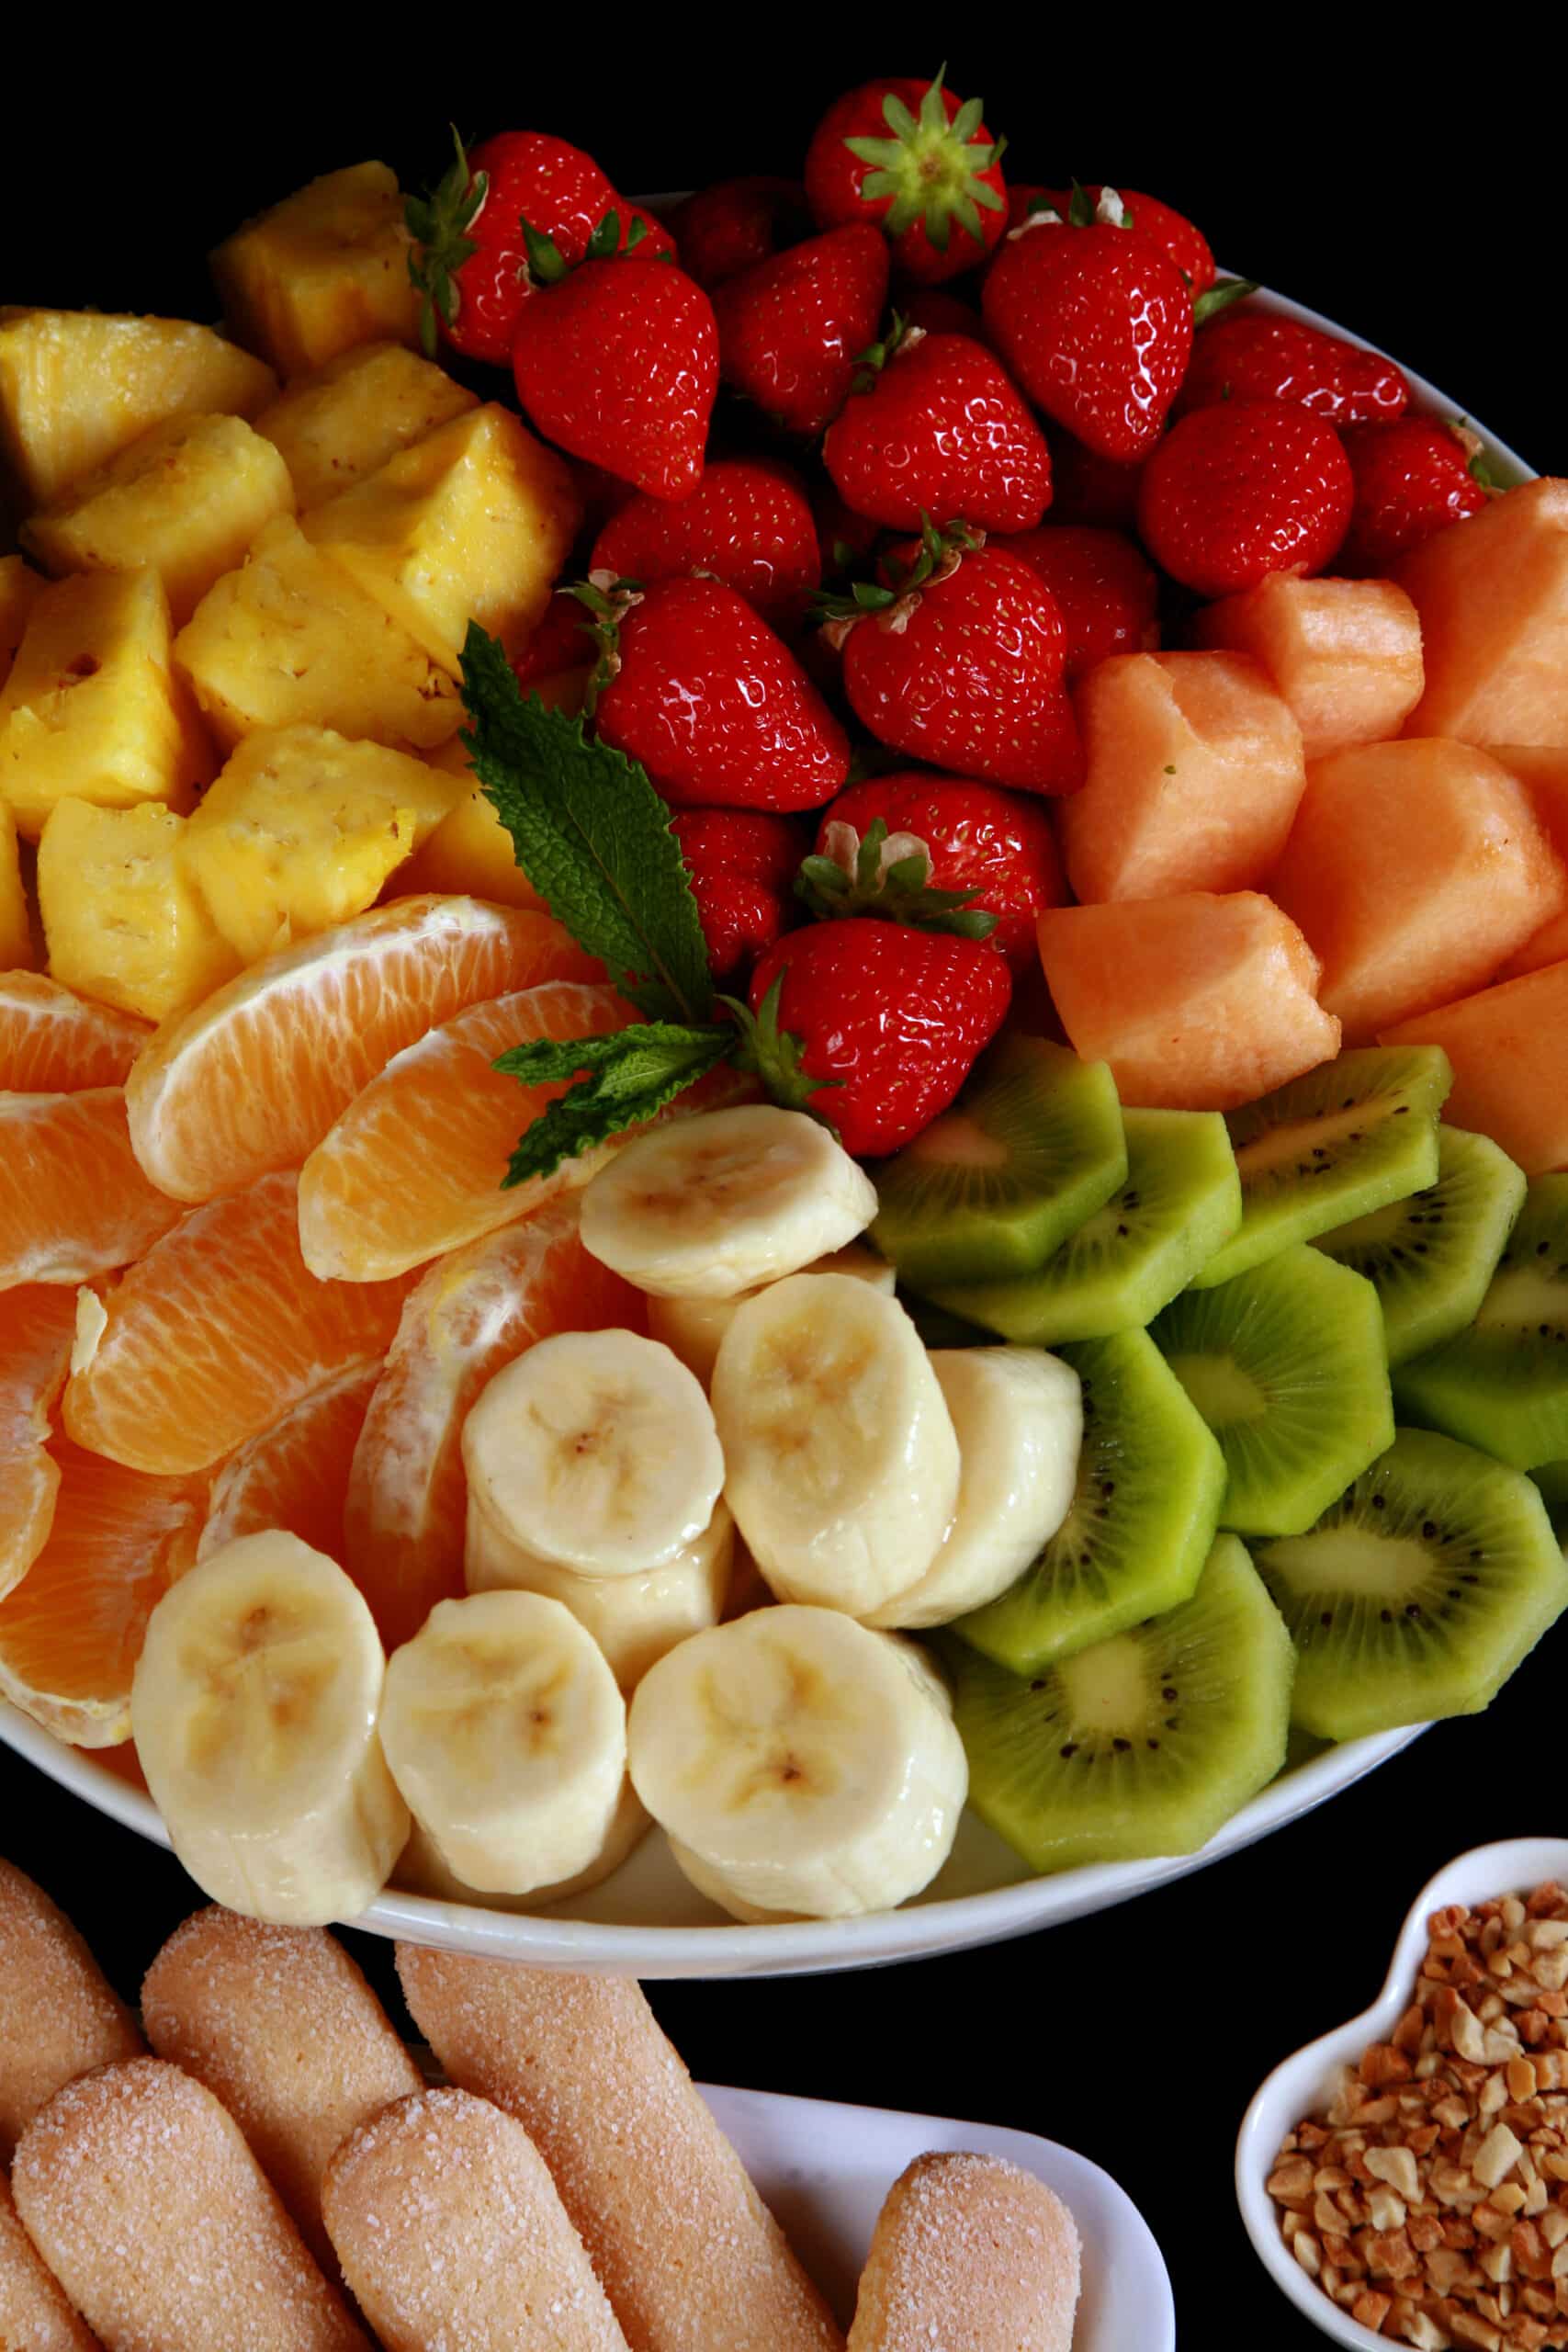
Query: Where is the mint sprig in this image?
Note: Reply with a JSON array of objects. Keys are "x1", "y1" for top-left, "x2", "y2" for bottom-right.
[{"x1": 495, "y1": 1025, "x2": 737, "y2": 1187}]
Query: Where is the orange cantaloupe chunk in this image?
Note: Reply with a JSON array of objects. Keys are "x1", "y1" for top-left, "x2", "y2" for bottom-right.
[
  {"x1": 1485, "y1": 744, "x2": 1568, "y2": 862},
  {"x1": 1037, "y1": 890, "x2": 1340, "y2": 1112},
  {"x1": 1062, "y1": 650, "x2": 1306, "y2": 903},
  {"x1": 1394, "y1": 479, "x2": 1568, "y2": 746},
  {"x1": 1269, "y1": 739, "x2": 1568, "y2": 1044},
  {"x1": 1499, "y1": 909, "x2": 1568, "y2": 980},
  {"x1": 1189, "y1": 575, "x2": 1423, "y2": 759},
  {"x1": 1381, "y1": 962, "x2": 1568, "y2": 1174}
]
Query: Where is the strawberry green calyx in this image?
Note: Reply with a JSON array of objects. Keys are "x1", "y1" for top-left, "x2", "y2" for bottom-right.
[
  {"x1": 1192, "y1": 276, "x2": 1258, "y2": 326},
  {"x1": 568, "y1": 572, "x2": 643, "y2": 706},
  {"x1": 814, "y1": 514, "x2": 982, "y2": 644},
  {"x1": 723, "y1": 973, "x2": 840, "y2": 1118},
  {"x1": 849, "y1": 311, "x2": 924, "y2": 393},
  {"x1": 797, "y1": 818, "x2": 998, "y2": 941},
  {"x1": 844, "y1": 66, "x2": 1007, "y2": 254},
  {"x1": 520, "y1": 208, "x2": 650, "y2": 288},
  {"x1": 405, "y1": 125, "x2": 489, "y2": 357}
]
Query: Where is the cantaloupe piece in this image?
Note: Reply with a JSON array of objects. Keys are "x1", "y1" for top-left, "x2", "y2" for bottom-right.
[
  {"x1": 1063, "y1": 650, "x2": 1306, "y2": 903},
  {"x1": 1394, "y1": 479, "x2": 1568, "y2": 746},
  {"x1": 1269, "y1": 739, "x2": 1567, "y2": 1044},
  {"x1": 1189, "y1": 575, "x2": 1424, "y2": 759},
  {"x1": 1486, "y1": 745, "x2": 1568, "y2": 863},
  {"x1": 1037, "y1": 891, "x2": 1340, "y2": 1111},
  {"x1": 1499, "y1": 909, "x2": 1568, "y2": 980},
  {"x1": 1382, "y1": 962, "x2": 1568, "y2": 1174}
]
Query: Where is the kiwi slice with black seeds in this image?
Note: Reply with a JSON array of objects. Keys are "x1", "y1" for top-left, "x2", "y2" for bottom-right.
[
  {"x1": 1533, "y1": 1463, "x2": 1568, "y2": 1547},
  {"x1": 1251, "y1": 1426, "x2": 1568, "y2": 1740},
  {"x1": 872, "y1": 1034, "x2": 1126, "y2": 1291},
  {"x1": 1193, "y1": 1046, "x2": 1452, "y2": 1289},
  {"x1": 947, "y1": 1533, "x2": 1294, "y2": 1873},
  {"x1": 1151, "y1": 1245, "x2": 1393, "y2": 1537},
  {"x1": 1314, "y1": 1126, "x2": 1526, "y2": 1368},
  {"x1": 1393, "y1": 1177, "x2": 1568, "y2": 1470},
  {"x1": 929, "y1": 1107, "x2": 1242, "y2": 1345},
  {"x1": 953, "y1": 1327, "x2": 1224, "y2": 1674}
]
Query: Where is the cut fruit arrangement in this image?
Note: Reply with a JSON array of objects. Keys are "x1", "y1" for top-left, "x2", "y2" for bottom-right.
[{"x1": 3, "y1": 76, "x2": 1567, "y2": 1939}]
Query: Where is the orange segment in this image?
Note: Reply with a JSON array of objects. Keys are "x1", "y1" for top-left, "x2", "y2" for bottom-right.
[
  {"x1": 0, "y1": 1436, "x2": 208, "y2": 1746},
  {"x1": 124, "y1": 896, "x2": 603, "y2": 1204},
  {"x1": 0, "y1": 1287, "x2": 77, "y2": 1601},
  {"x1": 344, "y1": 1198, "x2": 644, "y2": 1650},
  {"x1": 0, "y1": 1090, "x2": 186, "y2": 1285},
  {"x1": 62, "y1": 1169, "x2": 417, "y2": 1476},
  {"x1": 297, "y1": 980, "x2": 638, "y2": 1282},
  {"x1": 197, "y1": 1356, "x2": 381, "y2": 1561},
  {"x1": 0, "y1": 973, "x2": 150, "y2": 1090}
]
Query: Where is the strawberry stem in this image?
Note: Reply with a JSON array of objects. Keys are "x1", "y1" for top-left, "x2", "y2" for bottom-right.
[
  {"x1": 795, "y1": 817, "x2": 998, "y2": 939},
  {"x1": 723, "y1": 976, "x2": 841, "y2": 1120},
  {"x1": 405, "y1": 125, "x2": 489, "y2": 356}
]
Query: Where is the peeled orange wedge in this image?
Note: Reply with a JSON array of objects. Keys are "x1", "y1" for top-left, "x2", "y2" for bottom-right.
[
  {"x1": 297, "y1": 979, "x2": 638, "y2": 1282},
  {"x1": 125, "y1": 896, "x2": 602, "y2": 1204},
  {"x1": 0, "y1": 973, "x2": 151, "y2": 1090},
  {"x1": 0, "y1": 1286, "x2": 77, "y2": 1601},
  {"x1": 197, "y1": 1357, "x2": 381, "y2": 1562},
  {"x1": 63, "y1": 1169, "x2": 417, "y2": 1476},
  {"x1": 0, "y1": 1090, "x2": 185, "y2": 1285}
]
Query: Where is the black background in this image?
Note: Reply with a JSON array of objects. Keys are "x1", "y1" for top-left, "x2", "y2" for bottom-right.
[{"x1": 4, "y1": 36, "x2": 1562, "y2": 2349}]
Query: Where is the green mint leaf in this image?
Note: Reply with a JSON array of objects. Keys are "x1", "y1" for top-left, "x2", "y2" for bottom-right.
[
  {"x1": 497, "y1": 1023, "x2": 735, "y2": 1186},
  {"x1": 459, "y1": 626, "x2": 715, "y2": 1025}
]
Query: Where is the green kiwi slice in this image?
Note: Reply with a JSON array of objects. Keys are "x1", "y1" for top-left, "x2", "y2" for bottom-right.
[
  {"x1": 1393, "y1": 1177, "x2": 1568, "y2": 1470},
  {"x1": 1192, "y1": 1047, "x2": 1452, "y2": 1290},
  {"x1": 953, "y1": 1327, "x2": 1224, "y2": 1674},
  {"x1": 946, "y1": 1533, "x2": 1294, "y2": 1873},
  {"x1": 1314, "y1": 1126, "x2": 1527, "y2": 1368},
  {"x1": 1533, "y1": 1463, "x2": 1568, "y2": 1546},
  {"x1": 872, "y1": 1035, "x2": 1127, "y2": 1290},
  {"x1": 1150, "y1": 1246, "x2": 1394, "y2": 1538},
  {"x1": 928, "y1": 1108, "x2": 1242, "y2": 1345},
  {"x1": 1251, "y1": 1426, "x2": 1568, "y2": 1740}
]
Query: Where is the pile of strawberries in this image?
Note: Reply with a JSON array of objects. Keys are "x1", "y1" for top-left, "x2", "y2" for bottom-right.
[{"x1": 407, "y1": 75, "x2": 1494, "y2": 1159}]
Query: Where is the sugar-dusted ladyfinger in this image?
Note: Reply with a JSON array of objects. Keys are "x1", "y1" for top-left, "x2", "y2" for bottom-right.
[
  {"x1": 0, "y1": 1857, "x2": 142, "y2": 2158},
  {"x1": 847, "y1": 2152, "x2": 1081, "y2": 2352}
]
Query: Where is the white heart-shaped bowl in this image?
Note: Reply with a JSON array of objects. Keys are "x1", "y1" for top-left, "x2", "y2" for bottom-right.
[{"x1": 1235, "y1": 1835, "x2": 1568, "y2": 2346}]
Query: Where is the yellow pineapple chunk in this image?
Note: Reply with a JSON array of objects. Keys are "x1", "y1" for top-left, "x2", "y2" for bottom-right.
[
  {"x1": 0, "y1": 569, "x2": 213, "y2": 842},
  {"x1": 210, "y1": 163, "x2": 421, "y2": 379},
  {"x1": 179, "y1": 724, "x2": 466, "y2": 961},
  {"x1": 0, "y1": 309, "x2": 276, "y2": 509},
  {"x1": 173, "y1": 514, "x2": 462, "y2": 753},
  {"x1": 1, "y1": 556, "x2": 44, "y2": 688},
  {"x1": 39, "y1": 798, "x2": 239, "y2": 1021},
  {"x1": 254, "y1": 341, "x2": 479, "y2": 508},
  {"x1": 396, "y1": 671, "x2": 587, "y2": 910},
  {"x1": 0, "y1": 799, "x2": 37, "y2": 968},
  {"x1": 22, "y1": 413, "x2": 296, "y2": 627},
  {"x1": 303, "y1": 404, "x2": 581, "y2": 675}
]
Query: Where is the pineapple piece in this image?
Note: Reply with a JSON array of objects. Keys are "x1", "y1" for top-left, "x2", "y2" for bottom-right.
[
  {"x1": 0, "y1": 309, "x2": 276, "y2": 509},
  {"x1": 22, "y1": 413, "x2": 296, "y2": 626},
  {"x1": 1, "y1": 556, "x2": 44, "y2": 690},
  {"x1": 303, "y1": 404, "x2": 581, "y2": 675},
  {"x1": 254, "y1": 341, "x2": 479, "y2": 509},
  {"x1": 0, "y1": 799, "x2": 37, "y2": 968},
  {"x1": 179, "y1": 724, "x2": 466, "y2": 962},
  {"x1": 174, "y1": 515, "x2": 462, "y2": 753},
  {"x1": 397, "y1": 672, "x2": 587, "y2": 910},
  {"x1": 38, "y1": 798, "x2": 239, "y2": 1021},
  {"x1": 0, "y1": 569, "x2": 213, "y2": 842},
  {"x1": 210, "y1": 164, "x2": 421, "y2": 379}
]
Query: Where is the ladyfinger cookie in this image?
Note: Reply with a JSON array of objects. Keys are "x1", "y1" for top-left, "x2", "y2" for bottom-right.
[
  {"x1": 0, "y1": 2168, "x2": 98, "y2": 2352},
  {"x1": 0, "y1": 1857, "x2": 142, "y2": 2159},
  {"x1": 847, "y1": 2152, "x2": 1081, "y2": 2352}
]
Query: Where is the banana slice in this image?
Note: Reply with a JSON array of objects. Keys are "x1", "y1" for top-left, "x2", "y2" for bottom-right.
[
  {"x1": 380, "y1": 1591, "x2": 628, "y2": 1897},
  {"x1": 394, "y1": 1779, "x2": 649, "y2": 1912},
  {"x1": 648, "y1": 1240, "x2": 896, "y2": 1386},
  {"x1": 711, "y1": 1272, "x2": 960, "y2": 1616},
  {"x1": 130, "y1": 1531, "x2": 408, "y2": 1928},
  {"x1": 578, "y1": 1104, "x2": 878, "y2": 1299},
  {"x1": 460, "y1": 1328, "x2": 724, "y2": 1577},
  {"x1": 465, "y1": 1487, "x2": 735, "y2": 1690},
  {"x1": 865, "y1": 1349, "x2": 1084, "y2": 1631},
  {"x1": 627, "y1": 1605, "x2": 967, "y2": 1919}
]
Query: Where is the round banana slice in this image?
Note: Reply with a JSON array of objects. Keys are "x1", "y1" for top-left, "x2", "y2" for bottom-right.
[
  {"x1": 712, "y1": 1272, "x2": 960, "y2": 1616},
  {"x1": 648, "y1": 1240, "x2": 896, "y2": 1386},
  {"x1": 130, "y1": 1531, "x2": 408, "y2": 1928},
  {"x1": 380, "y1": 1591, "x2": 627, "y2": 1897},
  {"x1": 865, "y1": 1348, "x2": 1084, "y2": 1631},
  {"x1": 461, "y1": 1328, "x2": 724, "y2": 1577},
  {"x1": 465, "y1": 1488, "x2": 735, "y2": 1690},
  {"x1": 394, "y1": 1780, "x2": 650, "y2": 1913},
  {"x1": 627, "y1": 1605, "x2": 967, "y2": 1920},
  {"x1": 578, "y1": 1104, "x2": 878, "y2": 1299}
]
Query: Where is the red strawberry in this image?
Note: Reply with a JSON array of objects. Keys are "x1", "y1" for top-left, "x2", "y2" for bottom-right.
[
  {"x1": 406, "y1": 128, "x2": 674, "y2": 367},
  {"x1": 713, "y1": 225, "x2": 890, "y2": 435},
  {"x1": 667, "y1": 178, "x2": 809, "y2": 289},
  {"x1": 804, "y1": 71, "x2": 1008, "y2": 286},
  {"x1": 1005, "y1": 526, "x2": 1160, "y2": 678},
  {"x1": 1336, "y1": 418, "x2": 1494, "y2": 574},
  {"x1": 818, "y1": 773, "x2": 1064, "y2": 972},
  {"x1": 671, "y1": 808, "x2": 805, "y2": 980},
  {"x1": 810, "y1": 480, "x2": 885, "y2": 572},
  {"x1": 1044, "y1": 426, "x2": 1144, "y2": 530},
  {"x1": 1039, "y1": 185, "x2": 1214, "y2": 294},
  {"x1": 901, "y1": 288, "x2": 989, "y2": 344},
  {"x1": 981, "y1": 212, "x2": 1192, "y2": 461},
  {"x1": 830, "y1": 524, "x2": 1083, "y2": 794},
  {"x1": 588, "y1": 575, "x2": 850, "y2": 809},
  {"x1": 1137, "y1": 400, "x2": 1355, "y2": 598},
  {"x1": 511, "y1": 219, "x2": 717, "y2": 501},
  {"x1": 1177, "y1": 309, "x2": 1410, "y2": 425},
  {"x1": 744, "y1": 918, "x2": 1011, "y2": 1157},
  {"x1": 822, "y1": 326, "x2": 1052, "y2": 534},
  {"x1": 512, "y1": 589, "x2": 596, "y2": 690},
  {"x1": 590, "y1": 458, "x2": 821, "y2": 631}
]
